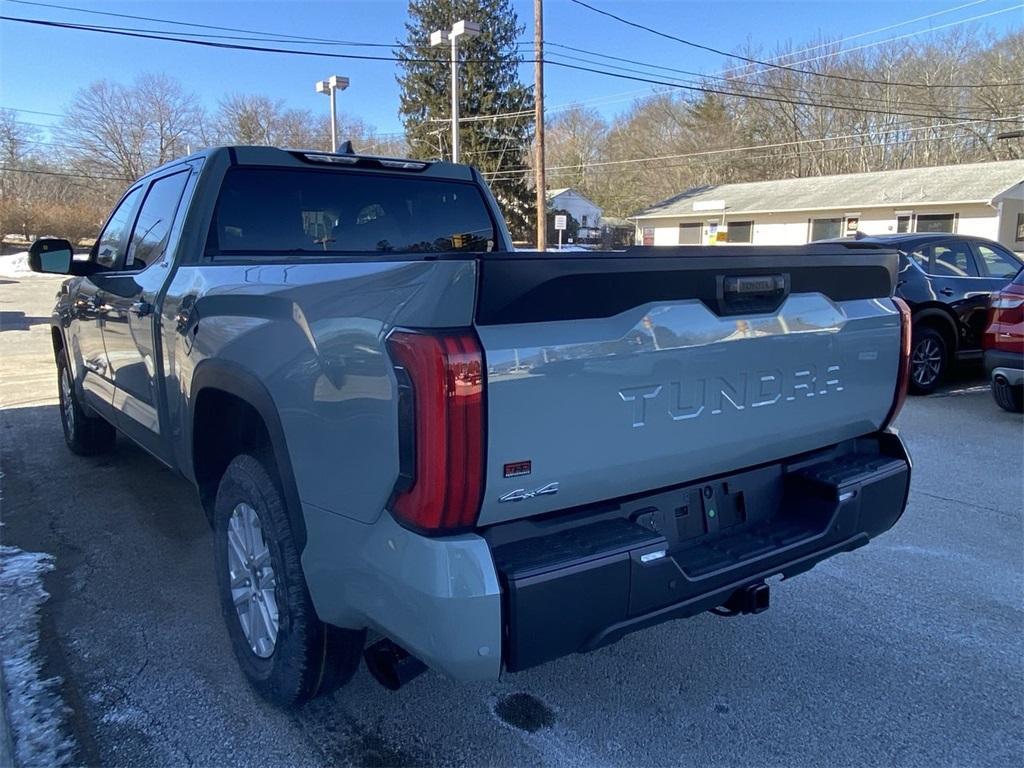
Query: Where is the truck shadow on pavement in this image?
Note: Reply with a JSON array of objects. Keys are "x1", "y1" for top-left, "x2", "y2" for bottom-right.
[{"x1": 0, "y1": 310, "x2": 52, "y2": 332}]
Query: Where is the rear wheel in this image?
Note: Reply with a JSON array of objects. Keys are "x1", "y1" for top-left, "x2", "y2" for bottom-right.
[
  {"x1": 57, "y1": 352, "x2": 116, "y2": 455},
  {"x1": 991, "y1": 377, "x2": 1024, "y2": 413},
  {"x1": 213, "y1": 453, "x2": 364, "y2": 707},
  {"x1": 908, "y1": 327, "x2": 948, "y2": 395}
]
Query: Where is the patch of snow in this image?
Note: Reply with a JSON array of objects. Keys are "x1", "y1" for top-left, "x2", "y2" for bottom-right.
[
  {"x1": 0, "y1": 252, "x2": 65, "y2": 279},
  {"x1": 0, "y1": 543, "x2": 74, "y2": 767}
]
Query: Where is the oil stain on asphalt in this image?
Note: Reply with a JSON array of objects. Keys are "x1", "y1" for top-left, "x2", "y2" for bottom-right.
[{"x1": 494, "y1": 693, "x2": 555, "y2": 733}]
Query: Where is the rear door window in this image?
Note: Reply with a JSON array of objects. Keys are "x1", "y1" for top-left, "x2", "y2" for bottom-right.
[
  {"x1": 207, "y1": 167, "x2": 497, "y2": 258},
  {"x1": 125, "y1": 170, "x2": 191, "y2": 271},
  {"x1": 930, "y1": 241, "x2": 978, "y2": 277}
]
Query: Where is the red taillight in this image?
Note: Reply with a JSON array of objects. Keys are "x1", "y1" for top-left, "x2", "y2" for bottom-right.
[
  {"x1": 882, "y1": 297, "x2": 912, "y2": 430},
  {"x1": 991, "y1": 293, "x2": 1024, "y2": 326},
  {"x1": 386, "y1": 329, "x2": 485, "y2": 533}
]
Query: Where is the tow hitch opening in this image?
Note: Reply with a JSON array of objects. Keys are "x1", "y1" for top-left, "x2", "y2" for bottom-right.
[{"x1": 712, "y1": 582, "x2": 771, "y2": 617}]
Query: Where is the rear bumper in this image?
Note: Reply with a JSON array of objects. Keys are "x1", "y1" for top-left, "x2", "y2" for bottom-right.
[
  {"x1": 304, "y1": 432, "x2": 910, "y2": 681},
  {"x1": 489, "y1": 431, "x2": 911, "y2": 672},
  {"x1": 984, "y1": 349, "x2": 1024, "y2": 386}
]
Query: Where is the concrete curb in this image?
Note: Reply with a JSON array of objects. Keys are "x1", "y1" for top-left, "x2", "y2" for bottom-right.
[{"x1": 0, "y1": 659, "x2": 17, "y2": 768}]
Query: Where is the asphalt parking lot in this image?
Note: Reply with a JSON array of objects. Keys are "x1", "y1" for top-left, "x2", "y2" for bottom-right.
[{"x1": 1, "y1": 272, "x2": 1022, "y2": 767}]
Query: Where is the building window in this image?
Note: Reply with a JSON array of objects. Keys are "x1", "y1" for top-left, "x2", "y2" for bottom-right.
[
  {"x1": 1016, "y1": 212, "x2": 1024, "y2": 242},
  {"x1": 678, "y1": 222, "x2": 701, "y2": 244},
  {"x1": 897, "y1": 215, "x2": 912, "y2": 233},
  {"x1": 810, "y1": 218, "x2": 842, "y2": 241},
  {"x1": 581, "y1": 214, "x2": 588, "y2": 227},
  {"x1": 642, "y1": 227, "x2": 654, "y2": 246},
  {"x1": 727, "y1": 220, "x2": 753, "y2": 243},
  {"x1": 915, "y1": 213, "x2": 957, "y2": 233}
]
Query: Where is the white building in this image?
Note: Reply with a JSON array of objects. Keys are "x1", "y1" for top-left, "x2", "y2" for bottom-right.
[
  {"x1": 547, "y1": 188, "x2": 603, "y2": 240},
  {"x1": 633, "y1": 160, "x2": 1024, "y2": 251}
]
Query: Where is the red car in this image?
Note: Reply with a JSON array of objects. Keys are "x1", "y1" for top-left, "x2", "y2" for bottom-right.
[{"x1": 984, "y1": 267, "x2": 1024, "y2": 412}]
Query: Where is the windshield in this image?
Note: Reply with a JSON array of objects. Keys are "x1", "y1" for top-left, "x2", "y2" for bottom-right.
[{"x1": 207, "y1": 167, "x2": 497, "y2": 256}]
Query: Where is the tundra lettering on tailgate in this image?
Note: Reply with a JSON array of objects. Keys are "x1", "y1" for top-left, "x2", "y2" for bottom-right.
[{"x1": 619, "y1": 364, "x2": 843, "y2": 428}]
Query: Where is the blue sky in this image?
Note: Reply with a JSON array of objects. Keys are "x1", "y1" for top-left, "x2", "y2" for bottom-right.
[{"x1": 1, "y1": 0, "x2": 1021, "y2": 140}]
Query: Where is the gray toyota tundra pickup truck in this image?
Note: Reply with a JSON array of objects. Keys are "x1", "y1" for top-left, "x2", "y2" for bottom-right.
[{"x1": 30, "y1": 146, "x2": 913, "y2": 706}]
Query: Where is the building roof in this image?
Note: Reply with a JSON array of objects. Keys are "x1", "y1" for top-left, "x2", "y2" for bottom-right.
[
  {"x1": 546, "y1": 188, "x2": 572, "y2": 199},
  {"x1": 635, "y1": 160, "x2": 1024, "y2": 219},
  {"x1": 546, "y1": 187, "x2": 601, "y2": 208}
]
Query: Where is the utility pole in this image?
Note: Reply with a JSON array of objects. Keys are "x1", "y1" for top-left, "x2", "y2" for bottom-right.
[
  {"x1": 315, "y1": 75, "x2": 350, "y2": 152},
  {"x1": 534, "y1": 0, "x2": 547, "y2": 251},
  {"x1": 431, "y1": 20, "x2": 481, "y2": 163}
]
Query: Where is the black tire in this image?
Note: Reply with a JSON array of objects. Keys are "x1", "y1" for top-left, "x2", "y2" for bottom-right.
[
  {"x1": 908, "y1": 327, "x2": 948, "y2": 395},
  {"x1": 56, "y1": 351, "x2": 116, "y2": 455},
  {"x1": 992, "y1": 377, "x2": 1024, "y2": 413},
  {"x1": 213, "y1": 453, "x2": 364, "y2": 707}
]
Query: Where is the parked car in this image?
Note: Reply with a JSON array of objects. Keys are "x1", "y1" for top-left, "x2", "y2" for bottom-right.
[
  {"x1": 983, "y1": 267, "x2": 1024, "y2": 412},
  {"x1": 830, "y1": 234, "x2": 1023, "y2": 394},
  {"x1": 30, "y1": 146, "x2": 912, "y2": 708}
]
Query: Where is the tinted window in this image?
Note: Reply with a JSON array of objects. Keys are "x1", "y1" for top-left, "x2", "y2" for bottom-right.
[
  {"x1": 975, "y1": 243, "x2": 1021, "y2": 279},
  {"x1": 727, "y1": 221, "x2": 752, "y2": 243},
  {"x1": 94, "y1": 187, "x2": 143, "y2": 269},
  {"x1": 931, "y1": 241, "x2": 977, "y2": 277},
  {"x1": 907, "y1": 248, "x2": 929, "y2": 270},
  {"x1": 208, "y1": 168, "x2": 496, "y2": 256},
  {"x1": 126, "y1": 171, "x2": 190, "y2": 271},
  {"x1": 916, "y1": 213, "x2": 956, "y2": 233}
]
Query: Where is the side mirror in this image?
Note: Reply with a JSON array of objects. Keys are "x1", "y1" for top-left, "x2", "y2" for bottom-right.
[{"x1": 28, "y1": 239, "x2": 75, "y2": 274}]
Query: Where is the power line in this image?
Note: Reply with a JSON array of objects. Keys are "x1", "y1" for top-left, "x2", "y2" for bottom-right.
[
  {"x1": 727, "y1": 3, "x2": 1024, "y2": 81},
  {"x1": 0, "y1": 106, "x2": 64, "y2": 118},
  {"x1": 6, "y1": 0, "x2": 532, "y2": 50},
  {"x1": 568, "y1": 0, "x2": 1023, "y2": 89},
  {"x1": 4, "y1": 14, "x2": 1007, "y2": 126},
  {"x1": 0, "y1": 165, "x2": 131, "y2": 181},
  {"x1": 0, "y1": 15, "x2": 532, "y2": 66},
  {"x1": 544, "y1": 59, "x2": 1020, "y2": 122},
  {"x1": 718, "y1": 0, "x2": 991, "y2": 73},
  {"x1": 542, "y1": 49, "x2": 1002, "y2": 118},
  {"x1": 480, "y1": 115, "x2": 1022, "y2": 179}
]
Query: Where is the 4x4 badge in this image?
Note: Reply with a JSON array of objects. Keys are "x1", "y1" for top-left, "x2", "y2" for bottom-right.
[{"x1": 498, "y1": 482, "x2": 560, "y2": 503}]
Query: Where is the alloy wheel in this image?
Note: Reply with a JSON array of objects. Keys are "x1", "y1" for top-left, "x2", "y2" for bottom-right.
[
  {"x1": 227, "y1": 503, "x2": 280, "y2": 658},
  {"x1": 60, "y1": 365, "x2": 75, "y2": 436},
  {"x1": 911, "y1": 338, "x2": 942, "y2": 387}
]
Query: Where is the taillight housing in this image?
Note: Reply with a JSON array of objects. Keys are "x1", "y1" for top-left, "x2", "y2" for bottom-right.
[
  {"x1": 386, "y1": 329, "x2": 485, "y2": 534},
  {"x1": 882, "y1": 297, "x2": 912, "y2": 431}
]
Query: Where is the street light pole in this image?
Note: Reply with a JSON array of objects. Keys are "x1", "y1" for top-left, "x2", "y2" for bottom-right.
[
  {"x1": 431, "y1": 20, "x2": 481, "y2": 163},
  {"x1": 315, "y1": 75, "x2": 350, "y2": 153}
]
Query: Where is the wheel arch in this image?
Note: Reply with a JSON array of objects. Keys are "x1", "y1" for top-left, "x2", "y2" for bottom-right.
[
  {"x1": 911, "y1": 305, "x2": 959, "y2": 354},
  {"x1": 188, "y1": 359, "x2": 307, "y2": 549}
]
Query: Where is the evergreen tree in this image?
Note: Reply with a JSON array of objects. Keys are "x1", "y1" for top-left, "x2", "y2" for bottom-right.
[{"x1": 396, "y1": 0, "x2": 535, "y2": 240}]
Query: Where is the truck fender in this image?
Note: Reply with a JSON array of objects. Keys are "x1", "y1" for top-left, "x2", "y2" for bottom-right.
[{"x1": 188, "y1": 359, "x2": 308, "y2": 550}]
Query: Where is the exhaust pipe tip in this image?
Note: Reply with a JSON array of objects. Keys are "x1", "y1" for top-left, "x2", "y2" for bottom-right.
[{"x1": 363, "y1": 638, "x2": 427, "y2": 691}]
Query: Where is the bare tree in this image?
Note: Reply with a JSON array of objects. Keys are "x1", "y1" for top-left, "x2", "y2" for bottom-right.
[
  {"x1": 60, "y1": 74, "x2": 202, "y2": 182},
  {"x1": 208, "y1": 93, "x2": 375, "y2": 151}
]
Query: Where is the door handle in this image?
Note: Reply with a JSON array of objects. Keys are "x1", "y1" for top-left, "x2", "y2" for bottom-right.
[
  {"x1": 130, "y1": 300, "x2": 153, "y2": 318},
  {"x1": 939, "y1": 288, "x2": 955, "y2": 296}
]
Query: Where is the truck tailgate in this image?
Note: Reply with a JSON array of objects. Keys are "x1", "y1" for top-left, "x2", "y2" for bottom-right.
[{"x1": 474, "y1": 247, "x2": 901, "y2": 526}]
